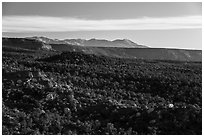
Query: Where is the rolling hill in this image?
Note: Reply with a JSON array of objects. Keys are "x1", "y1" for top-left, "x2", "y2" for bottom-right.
[{"x1": 2, "y1": 37, "x2": 202, "y2": 62}]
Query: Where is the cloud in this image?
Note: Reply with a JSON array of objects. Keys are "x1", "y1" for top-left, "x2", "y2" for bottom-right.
[{"x1": 2, "y1": 15, "x2": 201, "y2": 32}]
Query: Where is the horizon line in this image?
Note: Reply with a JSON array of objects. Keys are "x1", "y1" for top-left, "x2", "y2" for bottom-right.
[{"x1": 2, "y1": 36, "x2": 202, "y2": 50}]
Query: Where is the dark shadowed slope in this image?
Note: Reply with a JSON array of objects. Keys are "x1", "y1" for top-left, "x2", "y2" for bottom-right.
[
  {"x1": 89, "y1": 47, "x2": 202, "y2": 62},
  {"x1": 3, "y1": 37, "x2": 52, "y2": 51}
]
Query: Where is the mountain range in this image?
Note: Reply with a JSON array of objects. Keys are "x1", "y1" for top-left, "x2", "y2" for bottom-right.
[
  {"x1": 26, "y1": 36, "x2": 148, "y2": 48},
  {"x1": 2, "y1": 37, "x2": 202, "y2": 62}
]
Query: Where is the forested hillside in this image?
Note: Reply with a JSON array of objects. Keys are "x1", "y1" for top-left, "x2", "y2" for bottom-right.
[{"x1": 2, "y1": 48, "x2": 202, "y2": 135}]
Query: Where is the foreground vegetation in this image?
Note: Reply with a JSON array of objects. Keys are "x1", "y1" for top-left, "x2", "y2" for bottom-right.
[{"x1": 2, "y1": 50, "x2": 202, "y2": 135}]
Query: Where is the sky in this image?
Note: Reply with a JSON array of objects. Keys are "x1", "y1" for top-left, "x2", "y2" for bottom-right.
[{"x1": 2, "y1": 2, "x2": 202, "y2": 49}]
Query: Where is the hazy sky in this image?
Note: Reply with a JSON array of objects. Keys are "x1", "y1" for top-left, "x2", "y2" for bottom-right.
[{"x1": 2, "y1": 2, "x2": 202, "y2": 49}]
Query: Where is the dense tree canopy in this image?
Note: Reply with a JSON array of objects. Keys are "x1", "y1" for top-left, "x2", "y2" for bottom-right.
[{"x1": 2, "y1": 50, "x2": 202, "y2": 135}]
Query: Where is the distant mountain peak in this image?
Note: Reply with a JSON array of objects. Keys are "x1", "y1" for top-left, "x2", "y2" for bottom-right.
[
  {"x1": 112, "y1": 39, "x2": 139, "y2": 46},
  {"x1": 89, "y1": 38, "x2": 96, "y2": 40},
  {"x1": 113, "y1": 38, "x2": 134, "y2": 42},
  {"x1": 88, "y1": 38, "x2": 108, "y2": 42},
  {"x1": 123, "y1": 39, "x2": 135, "y2": 44},
  {"x1": 23, "y1": 36, "x2": 147, "y2": 48}
]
